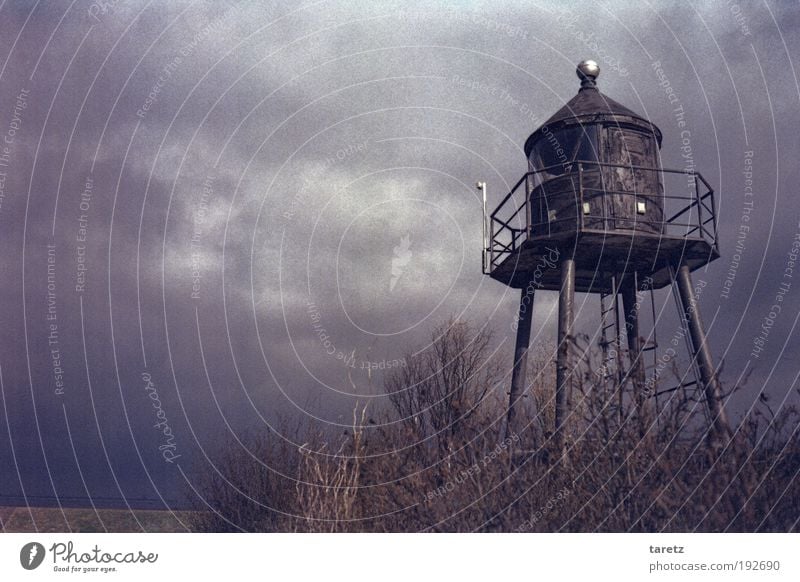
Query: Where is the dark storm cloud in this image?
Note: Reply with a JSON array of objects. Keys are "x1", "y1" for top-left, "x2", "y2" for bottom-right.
[{"x1": 0, "y1": 0, "x2": 798, "y2": 508}]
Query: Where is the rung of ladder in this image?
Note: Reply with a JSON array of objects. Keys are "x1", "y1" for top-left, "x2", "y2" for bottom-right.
[{"x1": 652, "y1": 380, "x2": 698, "y2": 397}]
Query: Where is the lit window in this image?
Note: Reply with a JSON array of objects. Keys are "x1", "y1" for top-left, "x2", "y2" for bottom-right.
[
  {"x1": 548, "y1": 209, "x2": 557, "y2": 222},
  {"x1": 636, "y1": 200, "x2": 646, "y2": 214},
  {"x1": 582, "y1": 202, "x2": 591, "y2": 215}
]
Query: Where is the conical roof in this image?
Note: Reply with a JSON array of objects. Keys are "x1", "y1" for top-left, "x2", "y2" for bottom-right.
[
  {"x1": 542, "y1": 86, "x2": 641, "y2": 126},
  {"x1": 524, "y1": 60, "x2": 662, "y2": 157}
]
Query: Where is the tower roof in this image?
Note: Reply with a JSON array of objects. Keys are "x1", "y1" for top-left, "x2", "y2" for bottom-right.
[
  {"x1": 524, "y1": 60, "x2": 662, "y2": 157},
  {"x1": 541, "y1": 86, "x2": 641, "y2": 126}
]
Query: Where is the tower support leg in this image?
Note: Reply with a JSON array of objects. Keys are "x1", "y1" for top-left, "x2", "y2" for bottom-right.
[
  {"x1": 555, "y1": 257, "x2": 575, "y2": 454},
  {"x1": 621, "y1": 279, "x2": 647, "y2": 433},
  {"x1": 674, "y1": 265, "x2": 732, "y2": 443},
  {"x1": 507, "y1": 283, "x2": 535, "y2": 438}
]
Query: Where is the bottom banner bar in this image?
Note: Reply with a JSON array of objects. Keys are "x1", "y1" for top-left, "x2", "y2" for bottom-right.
[{"x1": 1, "y1": 533, "x2": 797, "y2": 581}]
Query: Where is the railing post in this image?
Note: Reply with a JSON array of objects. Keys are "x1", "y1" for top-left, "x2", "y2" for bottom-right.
[
  {"x1": 710, "y1": 184, "x2": 719, "y2": 250},
  {"x1": 694, "y1": 173, "x2": 702, "y2": 240},
  {"x1": 578, "y1": 163, "x2": 584, "y2": 231},
  {"x1": 490, "y1": 215, "x2": 495, "y2": 270},
  {"x1": 525, "y1": 173, "x2": 532, "y2": 239}
]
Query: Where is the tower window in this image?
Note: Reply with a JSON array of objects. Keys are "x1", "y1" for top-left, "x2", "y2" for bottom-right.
[
  {"x1": 636, "y1": 200, "x2": 647, "y2": 214},
  {"x1": 529, "y1": 125, "x2": 599, "y2": 185}
]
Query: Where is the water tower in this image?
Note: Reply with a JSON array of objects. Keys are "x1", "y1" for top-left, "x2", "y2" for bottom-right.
[{"x1": 480, "y1": 60, "x2": 731, "y2": 449}]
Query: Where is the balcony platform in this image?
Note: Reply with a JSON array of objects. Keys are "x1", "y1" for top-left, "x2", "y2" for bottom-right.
[
  {"x1": 487, "y1": 229, "x2": 718, "y2": 292},
  {"x1": 483, "y1": 163, "x2": 720, "y2": 293}
]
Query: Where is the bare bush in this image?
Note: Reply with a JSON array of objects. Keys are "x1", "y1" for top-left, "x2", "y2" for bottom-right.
[
  {"x1": 188, "y1": 318, "x2": 799, "y2": 533},
  {"x1": 187, "y1": 430, "x2": 299, "y2": 532},
  {"x1": 293, "y1": 407, "x2": 366, "y2": 532}
]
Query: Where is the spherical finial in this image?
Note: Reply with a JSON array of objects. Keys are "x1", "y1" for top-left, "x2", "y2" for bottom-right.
[{"x1": 576, "y1": 60, "x2": 600, "y2": 88}]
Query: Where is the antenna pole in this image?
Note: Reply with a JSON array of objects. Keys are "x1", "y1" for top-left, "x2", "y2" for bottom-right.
[{"x1": 478, "y1": 182, "x2": 488, "y2": 273}]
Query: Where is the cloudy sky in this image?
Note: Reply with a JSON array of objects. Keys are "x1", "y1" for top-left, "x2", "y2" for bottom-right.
[{"x1": 0, "y1": 0, "x2": 798, "y2": 510}]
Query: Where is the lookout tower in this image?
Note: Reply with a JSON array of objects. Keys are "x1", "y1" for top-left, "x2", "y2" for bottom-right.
[{"x1": 481, "y1": 60, "x2": 731, "y2": 449}]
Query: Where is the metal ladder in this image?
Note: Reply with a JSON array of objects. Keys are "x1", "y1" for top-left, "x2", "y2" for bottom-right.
[
  {"x1": 599, "y1": 275, "x2": 625, "y2": 424},
  {"x1": 599, "y1": 273, "x2": 663, "y2": 423},
  {"x1": 630, "y1": 271, "x2": 661, "y2": 386}
]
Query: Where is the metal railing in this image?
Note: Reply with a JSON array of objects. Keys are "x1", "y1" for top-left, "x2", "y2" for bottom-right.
[{"x1": 482, "y1": 161, "x2": 718, "y2": 275}]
